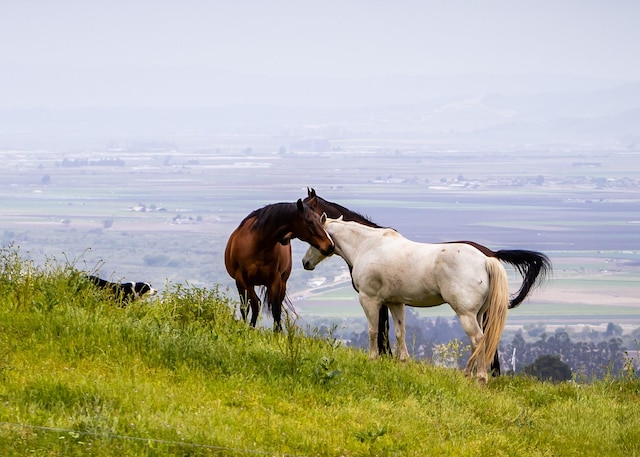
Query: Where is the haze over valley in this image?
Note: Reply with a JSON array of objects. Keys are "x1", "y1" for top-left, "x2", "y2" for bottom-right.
[{"x1": 2, "y1": 1, "x2": 639, "y2": 341}]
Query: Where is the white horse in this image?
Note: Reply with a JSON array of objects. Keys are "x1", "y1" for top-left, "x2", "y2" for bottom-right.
[{"x1": 302, "y1": 217, "x2": 509, "y2": 382}]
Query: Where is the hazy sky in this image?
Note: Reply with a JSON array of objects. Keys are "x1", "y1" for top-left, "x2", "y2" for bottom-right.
[{"x1": 2, "y1": 1, "x2": 639, "y2": 107}]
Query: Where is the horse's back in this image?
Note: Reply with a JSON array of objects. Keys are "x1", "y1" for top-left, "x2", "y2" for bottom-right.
[
  {"x1": 433, "y1": 241, "x2": 489, "y2": 267},
  {"x1": 355, "y1": 238, "x2": 491, "y2": 307},
  {"x1": 362, "y1": 236, "x2": 482, "y2": 271},
  {"x1": 430, "y1": 242, "x2": 490, "y2": 281}
]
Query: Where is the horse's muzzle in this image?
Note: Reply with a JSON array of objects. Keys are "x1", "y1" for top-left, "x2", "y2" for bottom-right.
[{"x1": 320, "y1": 244, "x2": 335, "y2": 256}]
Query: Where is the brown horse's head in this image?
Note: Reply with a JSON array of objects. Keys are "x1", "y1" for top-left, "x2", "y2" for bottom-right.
[
  {"x1": 303, "y1": 187, "x2": 325, "y2": 215},
  {"x1": 303, "y1": 187, "x2": 342, "y2": 220},
  {"x1": 289, "y1": 199, "x2": 334, "y2": 256}
]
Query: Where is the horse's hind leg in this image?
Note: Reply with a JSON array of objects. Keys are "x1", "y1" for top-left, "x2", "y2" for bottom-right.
[
  {"x1": 387, "y1": 303, "x2": 409, "y2": 361},
  {"x1": 267, "y1": 278, "x2": 287, "y2": 332},
  {"x1": 378, "y1": 306, "x2": 392, "y2": 356},
  {"x1": 236, "y1": 282, "x2": 261, "y2": 327},
  {"x1": 247, "y1": 287, "x2": 261, "y2": 327},
  {"x1": 458, "y1": 313, "x2": 488, "y2": 382}
]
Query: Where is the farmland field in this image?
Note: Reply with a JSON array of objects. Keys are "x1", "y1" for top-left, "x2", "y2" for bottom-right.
[{"x1": 1, "y1": 141, "x2": 639, "y2": 333}]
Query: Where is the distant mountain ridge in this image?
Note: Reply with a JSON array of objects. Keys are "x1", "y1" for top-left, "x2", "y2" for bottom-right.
[{"x1": 0, "y1": 68, "x2": 638, "y2": 147}]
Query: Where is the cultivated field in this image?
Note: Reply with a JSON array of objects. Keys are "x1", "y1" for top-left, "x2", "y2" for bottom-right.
[{"x1": 1, "y1": 141, "x2": 639, "y2": 333}]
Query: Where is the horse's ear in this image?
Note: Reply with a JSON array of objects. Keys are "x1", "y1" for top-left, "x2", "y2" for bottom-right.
[
  {"x1": 306, "y1": 187, "x2": 317, "y2": 205},
  {"x1": 337, "y1": 215, "x2": 344, "y2": 221},
  {"x1": 321, "y1": 212, "x2": 327, "y2": 223},
  {"x1": 279, "y1": 233, "x2": 293, "y2": 245},
  {"x1": 297, "y1": 198, "x2": 304, "y2": 213}
]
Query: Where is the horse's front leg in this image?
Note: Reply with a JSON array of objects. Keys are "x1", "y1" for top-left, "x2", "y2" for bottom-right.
[
  {"x1": 359, "y1": 294, "x2": 381, "y2": 359},
  {"x1": 387, "y1": 303, "x2": 410, "y2": 361},
  {"x1": 235, "y1": 282, "x2": 250, "y2": 321}
]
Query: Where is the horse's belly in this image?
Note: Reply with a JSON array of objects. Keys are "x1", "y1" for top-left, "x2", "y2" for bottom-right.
[
  {"x1": 247, "y1": 258, "x2": 291, "y2": 284},
  {"x1": 356, "y1": 269, "x2": 444, "y2": 307},
  {"x1": 386, "y1": 287, "x2": 445, "y2": 308},
  {"x1": 227, "y1": 244, "x2": 291, "y2": 286}
]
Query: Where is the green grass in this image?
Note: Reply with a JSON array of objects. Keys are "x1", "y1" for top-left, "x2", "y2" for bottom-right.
[{"x1": 1, "y1": 247, "x2": 639, "y2": 456}]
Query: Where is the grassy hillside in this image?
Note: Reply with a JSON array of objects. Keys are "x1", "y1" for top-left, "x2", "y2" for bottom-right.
[{"x1": 1, "y1": 247, "x2": 639, "y2": 456}]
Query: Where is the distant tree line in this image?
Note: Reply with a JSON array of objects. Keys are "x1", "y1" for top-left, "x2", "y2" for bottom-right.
[
  {"x1": 57, "y1": 158, "x2": 125, "y2": 167},
  {"x1": 501, "y1": 330, "x2": 628, "y2": 381},
  {"x1": 342, "y1": 308, "x2": 635, "y2": 382}
]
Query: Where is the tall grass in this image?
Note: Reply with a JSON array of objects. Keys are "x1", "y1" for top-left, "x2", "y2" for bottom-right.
[{"x1": 1, "y1": 245, "x2": 639, "y2": 456}]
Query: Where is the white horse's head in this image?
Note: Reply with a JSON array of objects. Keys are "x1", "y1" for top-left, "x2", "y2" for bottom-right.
[
  {"x1": 302, "y1": 245, "x2": 328, "y2": 270},
  {"x1": 302, "y1": 215, "x2": 342, "y2": 270}
]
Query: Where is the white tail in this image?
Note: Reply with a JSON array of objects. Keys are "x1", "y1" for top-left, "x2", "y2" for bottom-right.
[{"x1": 468, "y1": 257, "x2": 509, "y2": 370}]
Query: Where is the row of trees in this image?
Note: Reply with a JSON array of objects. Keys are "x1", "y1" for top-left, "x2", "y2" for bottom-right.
[
  {"x1": 501, "y1": 331, "x2": 629, "y2": 381},
  {"x1": 56, "y1": 158, "x2": 125, "y2": 167},
  {"x1": 342, "y1": 309, "x2": 635, "y2": 382}
]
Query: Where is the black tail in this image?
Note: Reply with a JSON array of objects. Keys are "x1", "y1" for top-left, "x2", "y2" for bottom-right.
[
  {"x1": 493, "y1": 250, "x2": 552, "y2": 308},
  {"x1": 263, "y1": 287, "x2": 296, "y2": 332},
  {"x1": 487, "y1": 250, "x2": 551, "y2": 375}
]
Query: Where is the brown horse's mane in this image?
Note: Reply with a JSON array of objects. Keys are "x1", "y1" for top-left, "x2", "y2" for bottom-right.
[
  {"x1": 240, "y1": 202, "x2": 300, "y2": 232},
  {"x1": 307, "y1": 194, "x2": 379, "y2": 228}
]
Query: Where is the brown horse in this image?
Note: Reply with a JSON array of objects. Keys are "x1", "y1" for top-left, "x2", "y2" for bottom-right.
[
  {"x1": 303, "y1": 188, "x2": 551, "y2": 374},
  {"x1": 224, "y1": 199, "x2": 334, "y2": 331}
]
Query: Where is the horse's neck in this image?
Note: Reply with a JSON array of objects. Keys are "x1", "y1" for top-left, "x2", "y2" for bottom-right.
[
  {"x1": 329, "y1": 222, "x2": 374, "y2": 264},
  {"x1": 249, "y1": 215, "x2": 294, "y2": 245}
]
